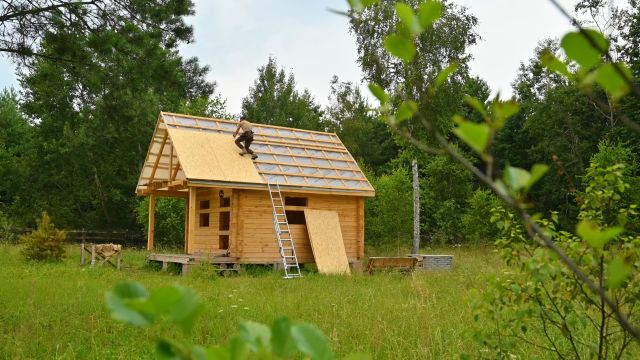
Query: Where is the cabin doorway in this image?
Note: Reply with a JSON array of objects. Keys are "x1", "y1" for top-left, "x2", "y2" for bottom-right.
[{"x1": 219, "y1": 193, "x2": 231, "y2": 252}]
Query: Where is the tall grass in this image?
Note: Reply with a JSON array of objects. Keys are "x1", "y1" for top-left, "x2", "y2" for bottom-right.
[{"x1": 0, "y1": 244, "x2": 503, "y2": 359}]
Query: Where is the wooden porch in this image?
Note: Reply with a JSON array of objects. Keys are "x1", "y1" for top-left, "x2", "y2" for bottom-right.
[{"x1": 147, "y1": 253, "x2": 240, "y2": 275}]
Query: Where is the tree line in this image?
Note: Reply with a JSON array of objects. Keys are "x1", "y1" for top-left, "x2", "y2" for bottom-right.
[{"x1": 0, "y1": 0, "x2": 639, "y2": 247}]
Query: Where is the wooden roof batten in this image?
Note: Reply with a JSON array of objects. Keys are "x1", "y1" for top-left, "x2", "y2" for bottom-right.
[{"x1": 135, "y1": 112, "x2": 375, "y2": 197}]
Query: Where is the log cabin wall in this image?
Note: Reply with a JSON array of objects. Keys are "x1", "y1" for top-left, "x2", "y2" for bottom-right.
[
  {"x1": 187, "y1": 187, "x2": 233, "y2": 255},
  {"x1": 235, "y1": 189, "x2": 364, "y2": 264}
]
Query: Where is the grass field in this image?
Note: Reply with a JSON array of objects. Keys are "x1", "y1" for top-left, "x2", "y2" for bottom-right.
[{"x1": 0, "y1": 243, "x2": 504, "y2": 359}]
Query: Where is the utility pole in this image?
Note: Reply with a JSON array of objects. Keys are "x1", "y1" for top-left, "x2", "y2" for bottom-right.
[{"x1": 412, "y1": 159, "x2": 420, "y2": 255}]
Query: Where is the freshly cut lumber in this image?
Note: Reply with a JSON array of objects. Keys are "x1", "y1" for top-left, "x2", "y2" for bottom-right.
[{"x1": 303, "y1": 209, "x2": 350, "y2": 274}]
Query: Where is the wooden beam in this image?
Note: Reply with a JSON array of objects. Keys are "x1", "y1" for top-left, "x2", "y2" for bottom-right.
[
  {"x1": 171, "y1": 161, "x2": 181, "y2": 181},
  {"x1": 148, "y1": 132, "x2": 169, "y2": 184},
  {"x1": 147, "y1": 194, "x2": 155, "y2": 251},
  {"x1": 136, "y1": 189, "x2": 188, "y2": 197},
  {"x1": 186, "y1": 187, "x2": 196, "y2": 254},
  {"x1": 169, "y1": 143, "x2": 173, "y2": 179}
]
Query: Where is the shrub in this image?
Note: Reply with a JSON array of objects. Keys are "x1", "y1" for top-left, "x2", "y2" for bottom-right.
[
  {"x1": 136, "y1": 197, "x2": 185, "y2": 249},
  {"x1": 20, "y1": 212, "x2": 66, "y2": 261},
  {"x1": 472, "y1": 161, "x2": 640, "y2": 358},
  {"x1": 422, "y1": 154, "x2": 474, "y2": 244},
  {"x1": 0, "y1": 209, "x2": 17, "y2": 244},
  {"x1": 461, "y1": 189, "x2": 502, "y2": 244},
  {"x1": 365, "y1": 167, "x2": 413, "y2": 248}
]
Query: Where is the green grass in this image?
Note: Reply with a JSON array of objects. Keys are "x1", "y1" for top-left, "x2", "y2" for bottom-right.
[{"x1": 0, "y1": 244, "x2": 503, "y2": 359}]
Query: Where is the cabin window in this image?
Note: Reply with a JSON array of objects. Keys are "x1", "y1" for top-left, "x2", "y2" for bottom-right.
[
  {"x1": 285, "y1": 197, "x2": 307, "y2": 207},
  {"x1": 199, "y1": 200, "x2": 210, "y2": 210},
  {"x1": 285, "y1": 210, "x2": 306, "y2": 225},
  {"x1": 220, "y1": 197, "x2": 230, "y2": 207},
  {"x1": 199, "y1": 213, "x2": 210, "y2": 227}
]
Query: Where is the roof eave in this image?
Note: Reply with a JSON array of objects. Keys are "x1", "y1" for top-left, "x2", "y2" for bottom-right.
[{"x1": 186, "y1": 179, "x2": 375, "y2": 197}]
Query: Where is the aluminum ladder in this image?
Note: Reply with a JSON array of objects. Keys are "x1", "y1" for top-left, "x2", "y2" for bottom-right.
[{"x1": 267, "y1": 181, "x2": 302, "y2": 279}]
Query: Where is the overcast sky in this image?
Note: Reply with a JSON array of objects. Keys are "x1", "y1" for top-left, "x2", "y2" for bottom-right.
[{"x1": 0, "y1": 0, "x2": 581, "y2": 114}]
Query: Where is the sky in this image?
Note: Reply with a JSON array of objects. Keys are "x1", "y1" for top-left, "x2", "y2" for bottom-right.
[{"x1": 0, "y1": 0, "x2": 579, "y2": 114}]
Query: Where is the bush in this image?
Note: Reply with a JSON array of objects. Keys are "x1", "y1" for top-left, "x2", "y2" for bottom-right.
[
  {"x1": 0, "y1": 209, "x2": 16, "y2": 244},
  {"x1": 136, "y1": 197, "x2": 185, "y2": 249},
  {"x1": 365, "y1": 167, "x2": 413, "y2": 248},
  {"x1": 422, "y1": 154, "x2": 474, "y2": 244},
  {"x1": 20, "y1": 212, "x2": 66, "y2": 261},
  {"x1": 461, "y1": 189, "x2": 502, "y2": 244}
]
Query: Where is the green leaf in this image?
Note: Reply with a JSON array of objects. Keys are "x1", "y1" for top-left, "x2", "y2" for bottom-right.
[
  {"x1": 561, "y1": 29, "x2": 609, "y2": 68},
  {"x1": 347, "y1": 0, "x2": 380, "y2": 12},
  {"x1": 595, "y1": 62, "x2": 633, "y2": 100},
  {"x1": 112, "y1": 281, "x2": 149, "y2": 299},
  {"x1": 395, "y1": 100, "x2": 418, "y2": 122},
  {"x1": 239, "y1": 320, "x2": 271, "y2": 352},
  {"x1": 491, "y1": 100, "x2": 520, "y2": 129},
  {"x1": 149, "y1": 286, "x2": 182, "y2": 314},
  {"x1": 452, "y1": 116, "x2": 490, "y2": 154},
  {"x1": 433, "y1": 62, "x2": 458, "y2": 90},
  {"x1": 464, "y1": 96, "x2": 487, "y2": 117},
  {"x1": 205, "y1": 346, "x2": 230, "y2": 360},
  {"x1": 190, "y1": 346, "x2": 210, "y2": 360},
  {"x1": 540, "y1": 50, "x2": 570, "y2": 77},
  {"x1": 503, "y1": 166, "x2": 531, "y2": 192},
  {"x1": 166, "y1": 286, "x2": 203, "y2": 333},
  {"x1": 395, "y1": 3, "x2": 421, "y2": 35},
  {"x1": 291, "y1": 323, "x2": 334, "y2": 360},
  {"x1": 576, "y1": 220, "x2": 623, "y2": 248},
  {"x1": 271, "y1": 318, "x2": 296, "y2": 358},
  {"x1": 526, "y1": 164, "x2": 549, "y2": 191},
  {"x1": 228, "y1": 335, "x2": 248, "y2": 360},
  {"x1": 368, "y1": 83, "x2": 389, "y2": 104},
  {"x1": 418, "y1": 1, "x2": 443, "y2": 28},
  {"x1": 607, "y1": 256, "x2": 632, "y2": 288},
  {"x1": 156, "y1": 339, "x2": 183, "y2": 360},
  {"x1": 105, "y1": 282, "x2": 154, "y2": 327},
  {"x1": 383, "y1": 33, "x2": 416, "y2": 63}
]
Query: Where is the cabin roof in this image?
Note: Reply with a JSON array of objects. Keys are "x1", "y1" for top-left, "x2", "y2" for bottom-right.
[{"x1": 136, "y1": 112, "x2": 375, "y2": 197}]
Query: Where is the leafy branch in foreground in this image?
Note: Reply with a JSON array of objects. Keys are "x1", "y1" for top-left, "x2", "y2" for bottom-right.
[
  {"x1": 346, "y1": 0, "x2": 640, "y2": 349},
  {"x1": 106, "y1": 281, "x2": 365, "y2": 360}
]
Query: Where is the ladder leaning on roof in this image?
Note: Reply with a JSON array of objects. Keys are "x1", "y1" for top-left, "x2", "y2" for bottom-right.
[{"x1": 267, "y1": 181, "x2": 302, "y2": 279}]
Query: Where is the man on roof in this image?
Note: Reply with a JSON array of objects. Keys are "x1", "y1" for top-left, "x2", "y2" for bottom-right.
[{"x1": 233, "y1": 116, "x2": 258, "y2": 160}]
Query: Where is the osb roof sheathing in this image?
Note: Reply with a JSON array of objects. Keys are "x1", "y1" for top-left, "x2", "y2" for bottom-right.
[{"x1": 136, "y1": 112, "x2": 375, "y2": 196}]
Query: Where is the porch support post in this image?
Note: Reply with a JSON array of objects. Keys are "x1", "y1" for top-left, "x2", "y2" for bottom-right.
[
  {"x1": 186, "y1": 187, "x2": 196, "y2": 254},
  {"x1": 147, "y1": 194, "x2": 155, "y2": 251}
]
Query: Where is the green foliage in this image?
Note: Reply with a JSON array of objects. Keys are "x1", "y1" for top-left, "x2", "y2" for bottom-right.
[
  {"x1": 421, "y1": 154, "x2": 473, "y2": 244},
  {"x1": 106, "y1": 281, "x2": 349, "y2": 360},
  {"x1": 20, "y1": 212, "x2": 66, "y2": 262},
  {"x1": 0, "y1": 209, "x2": 16, "y2": 244},
  {"x1": 14, "y1": 0, "x2": 213, "y2": 230},
  {"x1": 365, "y1": 168, "x2": 413, "y2": 247},
  {"x1": 0, "y1": 89, "x2": 33, "y2": 225},
  {"x1": 242, "y1": 56, "x2": 326, "y2": 131},
  {"x1": 136, "y1": 197, "x2": 185, "y2": 249},
  {"x1": 178, "y1": 95, "x2": 232, "y2": 119},
  {"x1": 351, "y1": 0, "x2": 479, "y2": 137},
  {"x1": 472, "y1": 161, "x2": 640, "y2": 358},
  {"x1": 325, "y1": 77, "x2": 397, "y2": 173},
  {"x1": 460, "y1": 189, "x2": 501, "y2": 244}
]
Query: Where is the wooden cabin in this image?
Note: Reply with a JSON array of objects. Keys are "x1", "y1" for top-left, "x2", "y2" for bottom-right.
[{"x1": 136, "y1": 112, "x2": 375, "y2": 268}]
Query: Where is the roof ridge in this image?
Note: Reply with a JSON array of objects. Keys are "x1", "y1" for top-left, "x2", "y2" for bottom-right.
[{"x1": 160, "y1": 111, "x2": 338, "y2": 137}]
